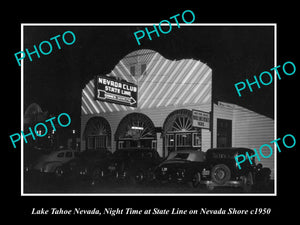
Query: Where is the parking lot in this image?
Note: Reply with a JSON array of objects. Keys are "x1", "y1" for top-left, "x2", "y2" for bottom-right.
[{"x1": 24, "y1": 172, "x2": 274, "y2": 194}]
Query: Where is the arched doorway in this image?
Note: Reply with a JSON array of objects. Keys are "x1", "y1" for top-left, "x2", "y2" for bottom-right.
[
  {"x1": 115, "y1": 113, "x2": 156, "y2": 150},
  {"x1": 83, "y1": 117, "x2": 112, "y2": 150},
  {"x1": 163, "y1": 109, "x2": 202, "y2": 156}
]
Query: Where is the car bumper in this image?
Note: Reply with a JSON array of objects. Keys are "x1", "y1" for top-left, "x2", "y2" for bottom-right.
[{"x1": 201, "y1": 180, "x2": 244, "y2": 188}]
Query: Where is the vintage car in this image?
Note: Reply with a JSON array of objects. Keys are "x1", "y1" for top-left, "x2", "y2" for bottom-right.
[
  {"x1": 202, "y1": 148, "x2": 271, "y2": 191},
  {"x1": 153, "y1": 150, "x2": 208, "y2": 187},
  {"x1": 108, "y1": 148, "x2": 162, "y2": 184},
  {"x1": 33, "y1": 149, "x2": 79, "y2": 174},
  {"x1": 57, "y1": 149, "x2": 112, "y2": 184},
  {"x1": 24, "y1": 146, "x2": 48, "y2": 173}
]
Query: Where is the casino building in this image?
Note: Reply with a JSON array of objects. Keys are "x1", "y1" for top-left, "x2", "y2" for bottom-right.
[{"x1": 80, "y1": 49, "x2": 275, "y2": 178}]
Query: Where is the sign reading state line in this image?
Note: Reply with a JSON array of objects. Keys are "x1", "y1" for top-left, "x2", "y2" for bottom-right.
[{"x1": 95, "y1": 75, "x2": 138, "y2": 107}]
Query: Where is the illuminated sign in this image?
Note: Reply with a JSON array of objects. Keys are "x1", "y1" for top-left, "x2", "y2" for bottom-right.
[
  {"x1": 192, "y1": 109, "x2": 210, "y2": 129},
  {"x1": 131, "y1": 126, "x2": 144, "y2": 130},
  {"x1": 95, "y1": 75, "x2": 138, "y2": 107}
]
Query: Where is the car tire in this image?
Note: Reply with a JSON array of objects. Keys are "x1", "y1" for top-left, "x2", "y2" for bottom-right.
[
  {"x1": 242, "y1": 172, "x2": 253, "y2": 192},
  {"x1": 211, "y1": 164, "x2": 231, "y2": 185},
  {"x1": 188, "y1": 172, "x2": 201, "y2": 188}
]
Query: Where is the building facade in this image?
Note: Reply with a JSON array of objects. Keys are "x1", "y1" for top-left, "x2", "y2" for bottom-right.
[{"x1": 80, "y1": 49, "x2": 275, "y2": 178}]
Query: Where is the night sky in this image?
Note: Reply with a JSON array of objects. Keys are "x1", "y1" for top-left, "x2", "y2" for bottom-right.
[{"x1": 23, "y1": 25, "x2": 275, "y2": 132}]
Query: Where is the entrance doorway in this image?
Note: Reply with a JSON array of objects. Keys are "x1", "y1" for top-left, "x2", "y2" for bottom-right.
[
  {"x1": 163, "y1": 109, "x2": 202, "y2": 157},
  {"x1": 83, "y1": 117, "x2": 112, "y2": 150},
  {"x1": 115, "y1": 113, "x2": 156, "y2": 150}
]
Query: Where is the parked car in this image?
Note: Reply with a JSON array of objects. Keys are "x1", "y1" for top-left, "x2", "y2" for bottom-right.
[
  {"x1": 24, "y1": 146, "x2": 48, "y2": 173},
  {"x1": 57, "y1": 149, "x2": 112, "y2": 184},
  {"x1": 153, "y1": 150, "x2": 208, "y2": 187},
  {"x1": 202, "y1": 148, "x2": 271, "y2": 191},
  {"x1": 108, "y1": 148, "x2": 162, "y2": 184},
  {"x1": 33, "y1": 149, "x2": 79, "y2": 175}
]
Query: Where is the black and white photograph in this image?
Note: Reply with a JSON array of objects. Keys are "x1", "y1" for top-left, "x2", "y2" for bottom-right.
[
  {"x1": 5, "y1": 5, "x2": 298, "y2": 220},
  {"x1": 21, "y1": 24, "x2": 275, "y2": 195}
]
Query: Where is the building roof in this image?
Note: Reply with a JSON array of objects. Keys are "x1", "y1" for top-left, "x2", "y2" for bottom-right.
[{"x1": 81, "y1": 49, "x2": 212, "y2": 115}]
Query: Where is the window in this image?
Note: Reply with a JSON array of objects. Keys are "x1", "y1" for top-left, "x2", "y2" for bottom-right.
[
  {"x1": 87, "y1": 136, "x2": 94, "y2": 150},
  {"x1": 141, "y1": 64, "x2": 147, "y2": 75},
  {"x1": 130, "y1": 66, "x2": 135, "y2": 76},
  {"x1": 176, "y1": 133, "x2": 192, "y2": 147},
  {"x1": 151, "y1": 140, "x2": 157, "y2": 150},
  {"x1": 192, "y1": 133, "x2": 201, "y2": 147},
  {"x1": 65, "y1": 151, "x2": 73, "y2": 158},
  {"x1": 217, "y1": 119, "x2": 232, "y2": 147},
  {"x1": 57, "y1": 152, "x2": 64, "y2": 158},
  {"x1": 87, "y1": 135, "x2": 109, "y2": 150},
  {"x1": 118, "y1": 141, "x2": 124, "y2": 149},
  {"x1": 95, "y1": 135, "x2": 106, "y2": 148},
  {"x1": 173, "y1": 153, "x2": 189, "y2": 160},
  {"x1": 166, "y1": 134, "x2": 174, "y2": 147}
]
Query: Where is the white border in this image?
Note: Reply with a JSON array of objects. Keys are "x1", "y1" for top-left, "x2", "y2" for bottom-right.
[{"x1": 21, "y1": 23, "x2": 277, "y2": 196}]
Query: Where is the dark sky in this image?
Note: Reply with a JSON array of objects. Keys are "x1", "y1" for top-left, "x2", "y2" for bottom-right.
[{"x1": 24, "y1": 25, "x2": 275, "y2": 131}]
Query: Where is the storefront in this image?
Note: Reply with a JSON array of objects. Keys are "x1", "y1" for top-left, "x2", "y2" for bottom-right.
[
  {"x1": 83, "y1": 117, "x2": 112, "y2": 150},
  {"x1": 163, "y1": 109, "x2": 202, "y2": 153},
  {"x1": 80, "y1": 49, "x2": 274, "y2": 178},
  {"x1": 115, "y1": 113, "x2": 156, "y2": 150}
]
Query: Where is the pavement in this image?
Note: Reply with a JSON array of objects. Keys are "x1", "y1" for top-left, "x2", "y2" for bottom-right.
[{"x1": 23, "y1": 172, "x2": 274, "y2": 194}]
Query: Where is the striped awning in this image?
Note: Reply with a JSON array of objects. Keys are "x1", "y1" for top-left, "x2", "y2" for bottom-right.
[{"x1": 81, "y1": 49, "x2": 212, "y2": 115}]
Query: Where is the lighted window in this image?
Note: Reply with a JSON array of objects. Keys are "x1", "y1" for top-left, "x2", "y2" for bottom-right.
[
  {"x1": 192, "y1": 133, "x2": 201, "y2": 147},
  {"x1": 176, "y1": 133, "x2": 192, "y2": 147}
]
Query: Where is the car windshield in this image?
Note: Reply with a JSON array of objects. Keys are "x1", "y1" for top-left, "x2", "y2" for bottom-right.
[{"x1": 167, "y1": 151, "x2": 205, "y2": 162}]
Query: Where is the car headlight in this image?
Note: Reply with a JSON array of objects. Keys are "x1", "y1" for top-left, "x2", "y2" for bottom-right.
[
  {"x1": 80, "y1": 168, "x2": 88, "y2": 175},
  {"x1": 176, "y1": 168, "x2": 185, "y2": 177}
]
